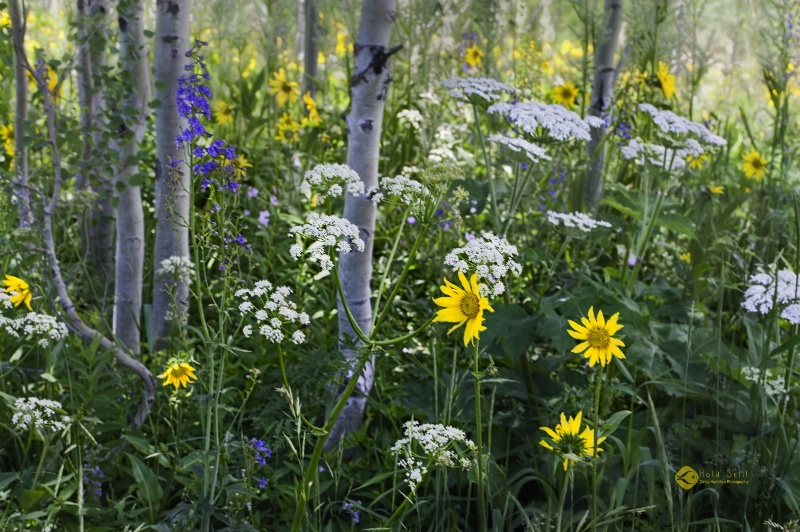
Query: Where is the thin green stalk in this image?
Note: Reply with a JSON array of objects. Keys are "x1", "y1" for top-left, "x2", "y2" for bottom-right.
[
  {"x1": 471, "y1": 103, "x2": 502, "y2": 231},
  {"x1": 372, "y1": 222, "x2": 428, "y2": 334},
  {"x1": 371, "y1": 207, "x2": 412, "y2": 331},
  {"x1": 556, "y1": 468, "x2": 570, "y2": 532},
  {"x1": 332, "y1": 263, "x2": 372, "y2": 345},
  {"x1": 537, "y1": 236, "x2": 572, "y2": 312},
  {"x1": 592, "y1": 364, "x2": 604, "y2": 532},
  {"x1": 473, "y1": 340, "x2": 487, "y2": 532},
  {"x1": 290, "y1": 352, "x2": 371, "y2": 532}
]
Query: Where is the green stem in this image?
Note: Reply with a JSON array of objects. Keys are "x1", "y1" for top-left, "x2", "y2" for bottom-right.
[
  {"x1": 372, "y1": 223, "x2": 427, "y2": 334},
  {"x1": 371, "y1": 207, "x2": 412, "y2": 331},
  {"x1": 556, "y1": 467, "x2": 570, "y2": 532},
  {"x1": 592, "y1": 364, "x2": 604, "y2": 532},
  {"x1": 332, "y1": 263, "x2": 371, "y2": 344},
  {"x1": 536, "y1": 236, "x2": 571, "y2": 312},
  {"x1": 290, "y1": 353, "x2": 371, "y2": 532},
  {"x1": 473, "y1": 340, "x2": 487, "y2": 532},
  {"x1": 472, "y1": 103, "x2": 502, "y2": 232},
  {"x1": 276, "y1": 344, "x2": 322, "y2": 431},
  {"x1": 373, "y1": 315, "x2": 436, "y2": 346},
  {"x1": 628, "y1": 189, "x2": 664, "y2": 292}
]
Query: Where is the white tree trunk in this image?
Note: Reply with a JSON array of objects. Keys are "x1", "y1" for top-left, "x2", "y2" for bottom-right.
[
  {"x1": 325, "y1": 0, "x2": 397, "y2": 452},
  {"x1": 113, "y1": 0, "x2": 150, "y2": 354},
  {"x1": 152, "y1": 0, "x2": 191, "y2": 350},
  {"x1": 86, "y1": 0, "x2": 116, "y2": 282},
  {"x1": 584, "y1": 0, "x2": 623, "y2": 212},
  {"x1": 9, "y1": 0, "x2": 32, "y2": 228},
  {"x1": 75, "y1": 0, "x2": 93, "y2": 192},
  {"x1": 302, "y1": 0, "x2": 318, "y2": 97}
]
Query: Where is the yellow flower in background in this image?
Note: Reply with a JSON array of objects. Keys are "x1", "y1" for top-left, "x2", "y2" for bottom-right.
[
  {"x1": 567, "y1": 306, "x2": 625, "y2": 367},
  {"x1": 708, "y1": 185, "x2": 724, "y2": 195},
  {"x1": 0, "y1": 124, "x2": 14, "y2": 159},
  {"x1": 3, "y1": 274, "x2": 33, "y2": 310},
  {"x1": 275, "y1": 112, "x2": 300, "y2": 142},
  {"x1": 336, "y1": 31, "x2": 347, "y2": 55},
  {"x1": 214, "y1": 100, "x2": 233, "y2": 125},
  {"x1": 559, "y1": 40, "x2": 583, "y2": 58},
  {"x1": 318, "y1": 52, "x2": 327, "y2": 65},
  {"x1": 231, "y1": 154, "x2": 252, "y2": 179},
  {"x1": 551, "y1": 81, "x2": 579, "y2": 109},
  {"x1": 742, "y1": 148, "x2": 767, "y2": 181},
  {"x1": 1, "y1": 11, "x2": 11, "y2": 27},
  {"x1": 657, "y1": 61, "x2": 676, "y2": 99},
  {"x1": 242, "y1": 57, "x2": 257, "y2": 78},
  {"x1": 686, "y1": 153, "x2": 707, "y2": 169},
  {"x1": 679, "y1": 252, "x2": 692, "y2": 264},
  {"x1": 268, "y1": 68, "x2": 299, "y2": 107},
  {"x1": 433, "y1": 272, "x2": 494, "y2": 346},
  {"x1": 465, "y1": 44, "x2": 483, "y2": 67},
  {"x1": 158, "y1": 361, "x2": 198, "y2": 390},
  {"x1": 311, "y1": 193, "x2": 319, "y2": 208},
  {"x1": 301, "y1": 92, "x2": 321, "y2": 126},
  {"x1": 539, "y1": 411, "x2": 606, "y2": 471},
  {"x1": 27, "y1": 64, "x2": 61, "y2": 99}
]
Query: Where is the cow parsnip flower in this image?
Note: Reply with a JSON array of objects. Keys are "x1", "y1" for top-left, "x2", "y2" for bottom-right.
[
  {"x1": 539, "y1": 411, "x2": 606, "y2": 471},
  {"x1": 433, "y1": 272, "x2": 494, "y2": 346},
  {"x1": 567, "y1": 306, "x2": 625, "y2": 367},
  {"x1": 657, "y1": 61, "x2": 676, "y2": 99},
  {"x1": 551, "y1": 81, "x2": 578, "y2": 109},
  {"x1": 268, "y1": 68, "x2": 299, "y2": 107},
  {"x1": 742, "y1": 149, "x2": 767, "y2": 181},
  {"x1": 158, "y1": 362, "x2": 198, "y2": 390},
  {"x1": 3, "y1": 275, "x2": 32, "y2": 311}
]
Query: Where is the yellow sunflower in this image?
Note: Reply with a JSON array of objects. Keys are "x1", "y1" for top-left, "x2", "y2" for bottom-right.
[
  {"x1": 0, "y1": 124, "x2": 14, "y2": 159},
  {"x1": 231, "y1": 154, "x2": 252, "y2": 179},
  {"x1": 433, "y1": 272, "x2": 494, "y2": 346},
  {"x1": 657, "y1": 61, "x2": 676, "y2": 100},
  {"x1": 301, "y1": 92, "x2": 321, "y2": 127},
  {"x1": 567, "y1": 306, "x2": 625, "y2": 367},
  {"x1": 551, "y1": 81, "x2": 578, "y2": 109},
  {"x1": 539, "y1": 411, "x2": 606, "y2": 471},
  {"x1": 2, "y1": 274, "x2": 32, "y2": 311},
  {"x1": 268, "y1": 68, "x2": 299, "y2": 108},
  {"x1": 158, "y1": 361, "x2": 198, "y2": 390},
  {"x1": 214, "y1": 100, "x2": 234, "y2": 125},
  {"x1": 708, "y1": 185, "x2": 724, "y2": 195},
  {"x1": 741, "y1": 148, "x2": 767, "y2": 181},
  {"x1": 679, "y1": 252, "x2": 692, "y2": 264},
  {"x1": 685, "y1": 153, "x2": 707, "y2": 169},
  {"x1": 465, "y1": 44, "x2": 483, "y2": 67}
]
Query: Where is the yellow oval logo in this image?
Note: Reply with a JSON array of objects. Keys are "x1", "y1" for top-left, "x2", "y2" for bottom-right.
[{"x1": 675, "y1": 465, "x2": 698, "y2": 490}]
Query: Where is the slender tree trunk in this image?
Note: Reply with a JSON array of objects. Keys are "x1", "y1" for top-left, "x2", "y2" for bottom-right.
[
  {"x1": 86, "y1": 0, "x2": 116, "y2": 284},
  {"x1": 113, "y1": 0, "x2": 150, "y2": 354},
  {"x1": 9, "y1": 0, "x2": 32, "y2": 228},
  {"x1": 75, "y1": 0, "x2": 93, "y2": 192},
  {"x1": 152, "y1": 0, "x2": 191, "y2": 351},
  {"x1": 583, "y1": 0, "x2": 623, "y2": 212},
  {"x1": 325, "y1": 0, "x2": 397, "y2": 452},
  {"x1": 302, "y1": 0, "x2": 318, "y2": 97}
]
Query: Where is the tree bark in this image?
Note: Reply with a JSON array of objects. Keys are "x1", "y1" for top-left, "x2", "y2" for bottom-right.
[
  {"x1": 152, "y1": 0, "x2": 191, "y2": 350},
  {"x1": 583, "y1": 0, "x2": 624, "y2": 212},
  {"x1": 75, "y1": 0, "x2": 93, "y2": 193},
  {"x1": 86, "y1": 0, "x2": 116, "y2": 286},
  {"x1": 113, "y1": 0, "x2": 150, "y2": 354},
  {"x1": 302, "y1": 0, "x2": 318, "y2": 97},
  {"x1": 325, "y1": 0, "x2": 397, "y2": 452},
  {"x1": 9, "y1": 0, "x2": 32, "y2": 229}
]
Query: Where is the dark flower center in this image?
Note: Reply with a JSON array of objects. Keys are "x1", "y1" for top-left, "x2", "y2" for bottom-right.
[{"x1": 460, "y1": 293, "x2": 480, "y2": 318}]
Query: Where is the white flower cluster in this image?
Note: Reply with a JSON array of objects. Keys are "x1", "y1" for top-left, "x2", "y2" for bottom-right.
[
  {"x1": 155, "y1": 256, "x2": 195, "y2": 285},
  {"x1": 638, "y1": 103, "x2": 726, "y2": 146},
  {"x1": 0, "y1": 293, "x2": 69, "y2": 347},
  {"x1": 235, "y1": 280, "x2": 310, "y2": 344},
  {"x1": 441, "y1": 77, "x2": 516, "y2": 103},
  {"x1": 740, "y1": 366, "x2": 787, "y2": 397},
  {"x1": 427, "y1": 124, "x2": 459, "y2": 164},
  {"x1": 488, "y1": 101, "x2": 602, "y2": 141},
  {"x1": 487, "y1": 134, "x2": 551, "y2": 162},
  {"x1": 289, "y1": 213, "x2": 365, "y2": 272},
  {"x1": 391, "y1": 420, "x2": 476, "y2": 492},
  {"x1": 12, "y1": 397, "x2": 70, "y2": 432},
  {"x1": 546, "y1": 211, "x2": 613, "y2": 233},
  {"x1": 397, "y1": 109, "x2": 423, "y2": 130},
  {"x1": 443, "y1": 233, "x2": 522, "y2": 297},
  {"x1": 379, "y1": 175, "x2": 434, "y2": 216},
  {"x1": 742, "y1": 269, "x2": 800, "y2": 324},
  {"x1": 619, "y1": 139, "x2": 691, "y2": 171},
  {"x1": 299, "y1": 164, "x2": 364, "y2": 205}
]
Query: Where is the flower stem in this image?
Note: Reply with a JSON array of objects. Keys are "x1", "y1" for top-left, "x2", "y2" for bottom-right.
[
  {"x1": 472, "y1": 103, "x2": 502, "y2": 232},
  {"x1": 592, "y1": 364, "x2": 604, "y2": 532},
  {"x1": 556, "y1": 467, "x2": 570, "y2": 532},
  {"x1": 473, "y1": 340, "x2": 487, "y2": 532}
]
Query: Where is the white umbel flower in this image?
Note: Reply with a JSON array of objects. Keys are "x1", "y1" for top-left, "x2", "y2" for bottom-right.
[
  {"x1": 487, "y1": 134, "x2": 551, "y2": 162},
  {"x1": 0, "y1": 293, "x2": 69, "y2": 347},
  {"x1": 155, "y1": 256, "x2": 195, "y2": 285},
  {"x1": 638, "y1": 103, "x2": 726, "y2": 146},
  {"x1": 12, "y1": 397, "x2": 70, "y2": 432},
  {"x1": 441, "y1": 77, "x2": 516, "y2": 103},
  {"x1": 443, "y1": 233, "x2": 522, "y2": 297},
  {"x1": 235, "y1": 281, "x2": 309, "y2": 344},
  {"x1": 299, "y1": 163, "x2": 364, "y2": 205},
  {"x1": 546, "y1": 211, "x2": 612, "y2": 232},
  {"x1": 488, "y1": 101, "x2": 602, "y2": 141},
  {"x1": 289, "y1": 213, "x2": 366, "y2": 272},
  {"x1": 743, "y1": 269, "x2": 800, "y2": 316}
]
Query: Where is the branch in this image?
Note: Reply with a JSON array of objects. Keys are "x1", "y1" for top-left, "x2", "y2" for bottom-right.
[{"x1": 26, "y1": 54, "x2": 157, "y2": 428}]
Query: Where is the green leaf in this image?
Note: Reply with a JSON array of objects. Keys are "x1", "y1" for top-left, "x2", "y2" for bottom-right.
[
  {"x1": 19, "y1": 488, "x2": 49, "y2": 512},
  {"x1": 143, "y1": 29, "x2": 155, "y2": 38},
  {"x1": 127, "y1": 453, "x2": 164, "y2": 504},
  {"x1": 40, "y1": 372, "x2": 58, "y2": 383}
]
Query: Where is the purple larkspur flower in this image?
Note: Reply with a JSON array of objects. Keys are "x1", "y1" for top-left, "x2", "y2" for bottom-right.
[{"x1": 258, "y1": 210, "x2": 271, "y2": 227}]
